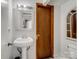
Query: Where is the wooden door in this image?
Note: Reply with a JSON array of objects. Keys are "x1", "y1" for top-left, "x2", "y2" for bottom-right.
[{"x1": 36, "y1": 3, "x2": 54, "y2": 59}]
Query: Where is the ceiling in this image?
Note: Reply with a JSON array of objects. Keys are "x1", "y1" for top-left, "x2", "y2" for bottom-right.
[
  {"x1": 1, "y1": 0, "x2": 69, "y2": 6},
  {"x1": 50, "y1": 0, "x2": 69, "y2": 4},
  {"x1": 36, "y1": 0, "x2": 69, "y2": 5}
]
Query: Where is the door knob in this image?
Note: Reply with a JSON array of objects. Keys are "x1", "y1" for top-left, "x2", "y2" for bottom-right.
[
  {"x1": 36, "y1": 34, "x2": 40, "y2": 40},
  {"x1": 37, "y1": 34, "x2": 40, "y2": 37}
]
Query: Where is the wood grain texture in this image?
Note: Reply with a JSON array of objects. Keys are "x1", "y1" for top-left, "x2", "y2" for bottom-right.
[{"x1": 36, "y1": 3, "x2": 54, "y2": 59}]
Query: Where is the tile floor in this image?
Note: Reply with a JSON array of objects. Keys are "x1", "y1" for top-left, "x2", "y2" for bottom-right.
[{"x1": 41, "y1": 57, "x2": 69, "y2": 59}]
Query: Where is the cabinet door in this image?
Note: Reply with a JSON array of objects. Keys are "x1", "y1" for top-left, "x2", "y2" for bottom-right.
[{"x1": 71, "y1": 13, "x2": 77, "y2": 38}]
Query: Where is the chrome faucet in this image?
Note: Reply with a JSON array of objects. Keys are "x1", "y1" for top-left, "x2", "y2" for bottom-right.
[{"x1": 23, "y1": 20, "x2": 27, "y2": 28}]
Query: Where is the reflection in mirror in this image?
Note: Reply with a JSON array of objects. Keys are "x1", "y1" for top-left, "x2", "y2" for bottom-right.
[{"x1": 23, "y1": 20, "x2": 28, "y2": 28}]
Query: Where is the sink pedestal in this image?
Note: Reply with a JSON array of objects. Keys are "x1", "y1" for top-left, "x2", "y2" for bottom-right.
[{"x1": 22, "y1": 47, "x2": 27, "y2": 59}]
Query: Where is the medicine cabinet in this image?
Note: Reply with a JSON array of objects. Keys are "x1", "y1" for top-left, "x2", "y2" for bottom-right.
[
  {"x1": 66, "y1": 10, "x2": 77, "y2": 40},
  {"x1": 14, "y1": 6, "x2": 33, "y2": 31}
]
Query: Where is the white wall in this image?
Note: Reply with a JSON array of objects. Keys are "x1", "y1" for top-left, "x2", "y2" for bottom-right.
[
  {"x1": 1, "y1": 4, "x2": 13, "y2": 59},
  {"x1": 60, "y1": 0, "x2": 77, "y2": 57},
  {"x1": 54, "y1": 4, "x2": 61, "y2": 57},
  {"x1": 50, "y1": 0, "x2": 77, "y2": 57}
]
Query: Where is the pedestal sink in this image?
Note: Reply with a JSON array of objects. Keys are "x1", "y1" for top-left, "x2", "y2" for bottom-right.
[{"x1": 13, "y1": 37, "x2": 33, "y2": 59}]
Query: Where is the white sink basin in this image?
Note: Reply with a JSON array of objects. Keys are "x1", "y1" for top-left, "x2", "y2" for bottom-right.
[
  {"x1": 13, "y1": 37, "x2": 33, "y2": 59},
  {"x1": 13, "y1": 37, "x2": 33, "y2": 48}
]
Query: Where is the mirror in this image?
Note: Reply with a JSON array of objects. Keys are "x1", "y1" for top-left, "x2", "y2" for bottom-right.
[
  {"x1": 21, "y1": 12, "x2": 32, "y2": 29},
  {"x1": 67, "y1": 10, "x2": 77, "y2": 39},
  {"x1": 14, "y1": 7, "x2": 33, "y2": 30}
]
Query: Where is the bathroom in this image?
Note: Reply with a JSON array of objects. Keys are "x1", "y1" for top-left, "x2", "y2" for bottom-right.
[{"x1": 1, "y1": 0, "x2": 77, "y2": 59}]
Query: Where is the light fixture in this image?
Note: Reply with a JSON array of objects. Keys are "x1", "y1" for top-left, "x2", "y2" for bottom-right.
[
  {"x1": 42, "y1": 0, "x2": 50, "y2": 6},
  {"x1": 24, "y1": 5, "x2": 26, "y2": 8},
  {"x1": 17, "y1": 4, "x2": 21, "y2": 8},
  {"x1": 17, "y1": 4, "x2": 33, "y2": 11},
  {"x1": 1, "y1": 0, "x2": 7, "y2": 4}
]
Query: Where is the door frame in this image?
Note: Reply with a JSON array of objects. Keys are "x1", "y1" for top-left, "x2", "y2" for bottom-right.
[{"x1": 36, "y1": 3, "x2": 54, "y2": 59}]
